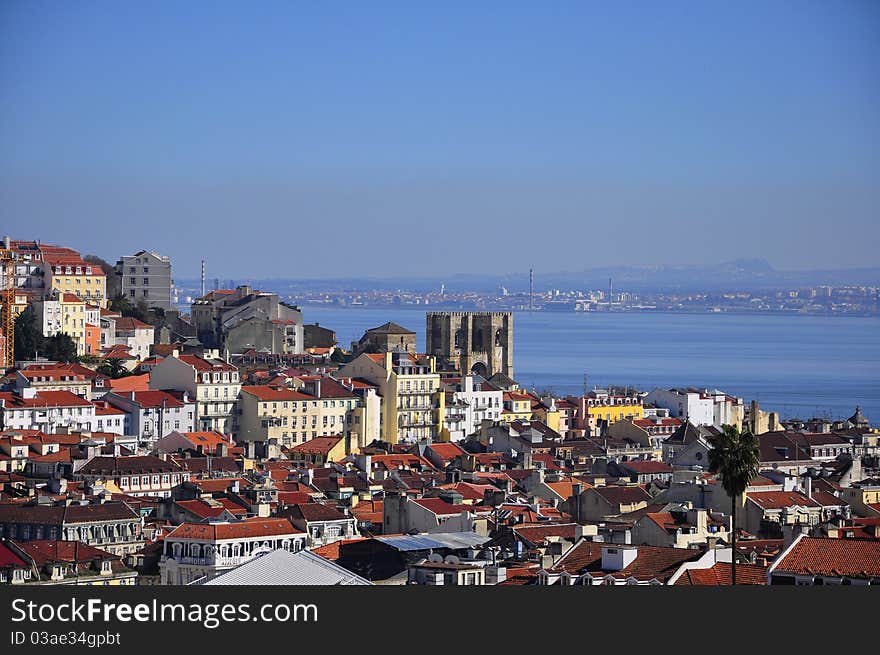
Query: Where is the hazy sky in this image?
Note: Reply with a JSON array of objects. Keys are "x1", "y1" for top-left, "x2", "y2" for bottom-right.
[{"x1": 2, "y1": 1, "x2": 878, "y2": 279}]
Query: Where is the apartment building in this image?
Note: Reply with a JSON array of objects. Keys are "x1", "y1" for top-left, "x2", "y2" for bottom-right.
[
  {"x1": 0, "y1": 390, "x2": 96, "y2": 435},
  {"x1": 8, "y1": 241, "x2": 107, "y2": 310},
  {"x1": 78, "y1": 455, "x2": 188, "y2": 499},
  {"x1": 237, "y1": 377, "x2": 358, "y2": 449},
  {"x1": 191, "y1": 285, "x2": 303, "y2": 355},
  {"x1": 116, "y1": 250, "x2": 173, "y2": 310},
  {"x1": 159, "y1": 518, "x2": 307, "y2": 585},
  {"x1": 339, "y1": 350, "x2": 443, "y2": 444},
  {"x1": 644, "y1": 388, "x2": 744, "y2": 430},
  {"x1": 103, "y1": 390, "x2": 195, "y2": 445},
  {"x1": 148, "y1": 351, "x2": 240, "y2": 434},
  {"x1": 442, "y1": 375, "x2": 503, "y2": 441}
]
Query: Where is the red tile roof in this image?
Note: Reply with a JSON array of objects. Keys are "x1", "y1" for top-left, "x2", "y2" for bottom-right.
[
  {"x1": 773, "y1": 537, "x2": 880, "y2": 578},
  {"x1": 10, "y1": 540, "x2": 116, "y2": 564},
  {"x1": 0, "y1": 543, "x2": 28, "y2": 567},
  {"x1": 123, "y1": 390, "x2": 186, "y2": 409},
  {"x1": 173, "y1": 431, "x2": 232, "y2": 451},
  {"x1": 288, "y1": 436, "x2": 343, "y2": 455},
  {"x1": 166, "y1": 518, "x2": 303, "y2": 541},
  {"x1": 592, "y1": 485, "x2": 653, "y2": 505},
  {"x1": 107, "y1": 374, "x2": 151, "y2": 392},
  {"x1": 550, "y1": 541, "x2": 703, "y2": 582},
  {"x1": 674, "y1": 562, "x2": 767, "y2": 585},
  {"x1": 426, "y1": 442, "x2": 467, "y2": 461},
  {"x1": 178, "y1": 354, "x2": 237, "y2": 372},
  {"x1": 283, "y1": 503, "x2": 349, "y2": 523},
  {"x1": 114, "y1": 317, "x2": 154, "y2": 331},
  {"x1": 747, "y1": 490, "x2": 820, "y2": 509},
  {"x1": 618, "y1": 460, "x2": 673, "y2": 474},
  {"x1": 0, "y1": 390, "x2": 93, "y2": 408}
]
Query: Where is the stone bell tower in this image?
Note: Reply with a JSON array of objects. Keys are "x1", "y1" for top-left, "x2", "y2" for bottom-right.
[{"x1": 426, "y1": 311, "x2": 513, "y2": 379}]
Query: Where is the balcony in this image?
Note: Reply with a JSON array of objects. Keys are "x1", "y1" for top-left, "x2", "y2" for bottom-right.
[{"x1": 399, "y1": 418, "x2": 438, "y2": 428}]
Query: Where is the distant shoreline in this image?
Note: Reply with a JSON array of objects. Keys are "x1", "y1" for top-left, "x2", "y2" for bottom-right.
[{"x1": 294, "y1": 304, "x2": 879, "y2": 319}]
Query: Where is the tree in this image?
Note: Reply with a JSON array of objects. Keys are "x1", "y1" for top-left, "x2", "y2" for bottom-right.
[
  {"x1": 97, "y1": 358, "x2": 130, "y2": 379},
  {"x1": 43, "y1": 334, "x2": 78, "y2": 363},
  {"x1": 707, "y1": 424, "x2": 761, "y2": 585},
  {"x1": 84, "y1": 255, "x2": 120, "y2": 298},
  {"x1": 330, "y1": 348, "x2": 348, "y2": 364},
  {"x1": 13, "y1": 306, "x2": 43, "y2": 362}
]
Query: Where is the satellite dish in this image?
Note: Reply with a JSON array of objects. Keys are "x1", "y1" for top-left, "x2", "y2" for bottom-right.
[
  {"x1": 428, "y1": 553, "x2": 443, "y2": 563},
  {"x1": 445, "y1": 555, "x2": 460, "y2": 564}
]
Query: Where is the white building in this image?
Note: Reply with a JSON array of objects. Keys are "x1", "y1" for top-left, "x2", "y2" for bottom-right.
[
  {"x1": 159, "y1": 518, "x2": 307, "y2": 585},
  {"x1": 103, "y1": 390, "x2": 195, "y2": 446},
  {"x1": 111, "y1": 317, "x2": 155, "y2": 361},
  {"x1": 0, "y1": 390, "x2": 96, "y2": 434},
  {"x1": 32, "y1": 299, "x2": 62, "y2": 337},
  {"x1": 644, "y1": 388, "x2": 743, "y2": 429},
  {"x1": 149, "y1": 351, "x2": 241, "y2": 434},
  {"x1": 117, "y1": 250, "x2": 173, "y2": 310},
  {"x1": 443, "y1": 375, "x2": 503, "y2": 441}
]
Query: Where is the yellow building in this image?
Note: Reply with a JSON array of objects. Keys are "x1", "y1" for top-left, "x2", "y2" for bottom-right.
[
  {"x1": 338, "y1": 351, "x2": 443, "y2": 444},
  {"x1": 8, "y1": 241, "x2": 108, "y2": 313},
  {"x1": 501, "y1": 391, "x2": 533, "y2": 423},
  {"x1": 586, "y1": 391, "x2": 643, "y2": 434},
  {"x1": 237, "y1": 377, "x2": 359, "y2": 449},
  {"x1": 59, "y1": 294, "x2": 90, "y2": 356},
  {"x1": 45, "y1": 256, "x2": 108, "y2": 308}
]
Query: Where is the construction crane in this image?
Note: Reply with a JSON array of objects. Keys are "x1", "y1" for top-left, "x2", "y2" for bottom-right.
[{"x1": 0, "y1": 236, "x2": 15, "y2": 369}]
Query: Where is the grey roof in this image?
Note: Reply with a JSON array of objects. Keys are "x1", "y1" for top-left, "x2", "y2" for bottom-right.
[
  {"x1": 196, "y1": 548, "x2": 372, "y2": 586},
  {"x1": 374, "y1": 531, "x2": 490, "y2": 552},
  {"x1": 486, "y1": 372, "x2": 517, "y2": 390},
  {"x1": 365, "y1": 321, "x2": 415, "y2": 335},
  {"x1": 665, "y1": 421, "x2": 719, "y2": 445}
]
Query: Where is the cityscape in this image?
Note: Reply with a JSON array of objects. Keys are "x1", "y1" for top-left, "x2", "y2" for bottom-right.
[
  {"x1": 1, "y1": 12, "x2": 879, "y2": 649},
  {"x1": 0, "y1": 236, "x2": 877, "y2": 588}
]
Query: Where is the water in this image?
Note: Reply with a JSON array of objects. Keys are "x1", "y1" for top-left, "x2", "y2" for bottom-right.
[{"x1": 302, "y1": 306, "x2": 880, "y2": 423}]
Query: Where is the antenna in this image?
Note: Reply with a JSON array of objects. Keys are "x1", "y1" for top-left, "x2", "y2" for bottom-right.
[{"x1": 201, "y1": 259, "x2": 206, "y2": 297}]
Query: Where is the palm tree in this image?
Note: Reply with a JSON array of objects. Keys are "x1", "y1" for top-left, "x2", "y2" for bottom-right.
[{"x1": 707, "y1": 424, "x2": 760, "y2": 585}]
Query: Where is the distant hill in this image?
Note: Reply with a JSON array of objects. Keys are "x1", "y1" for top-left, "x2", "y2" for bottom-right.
[{"x1": 177, "y1": 260, "x2": 880, "y2": 295}]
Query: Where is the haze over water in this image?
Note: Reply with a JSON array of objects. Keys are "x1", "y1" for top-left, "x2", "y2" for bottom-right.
[{"x1": 303, "y1": 306, "x2": 880, "y2": 424}]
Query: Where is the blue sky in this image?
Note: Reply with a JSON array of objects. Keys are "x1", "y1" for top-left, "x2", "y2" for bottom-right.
[{"x1": 1, "y1": 1, "x2": 878, "y2": 278}]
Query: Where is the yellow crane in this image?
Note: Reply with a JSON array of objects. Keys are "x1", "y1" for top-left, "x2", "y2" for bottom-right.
[{"x1": 0, "y1": 238, "x2": 15, "y2": 369}]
